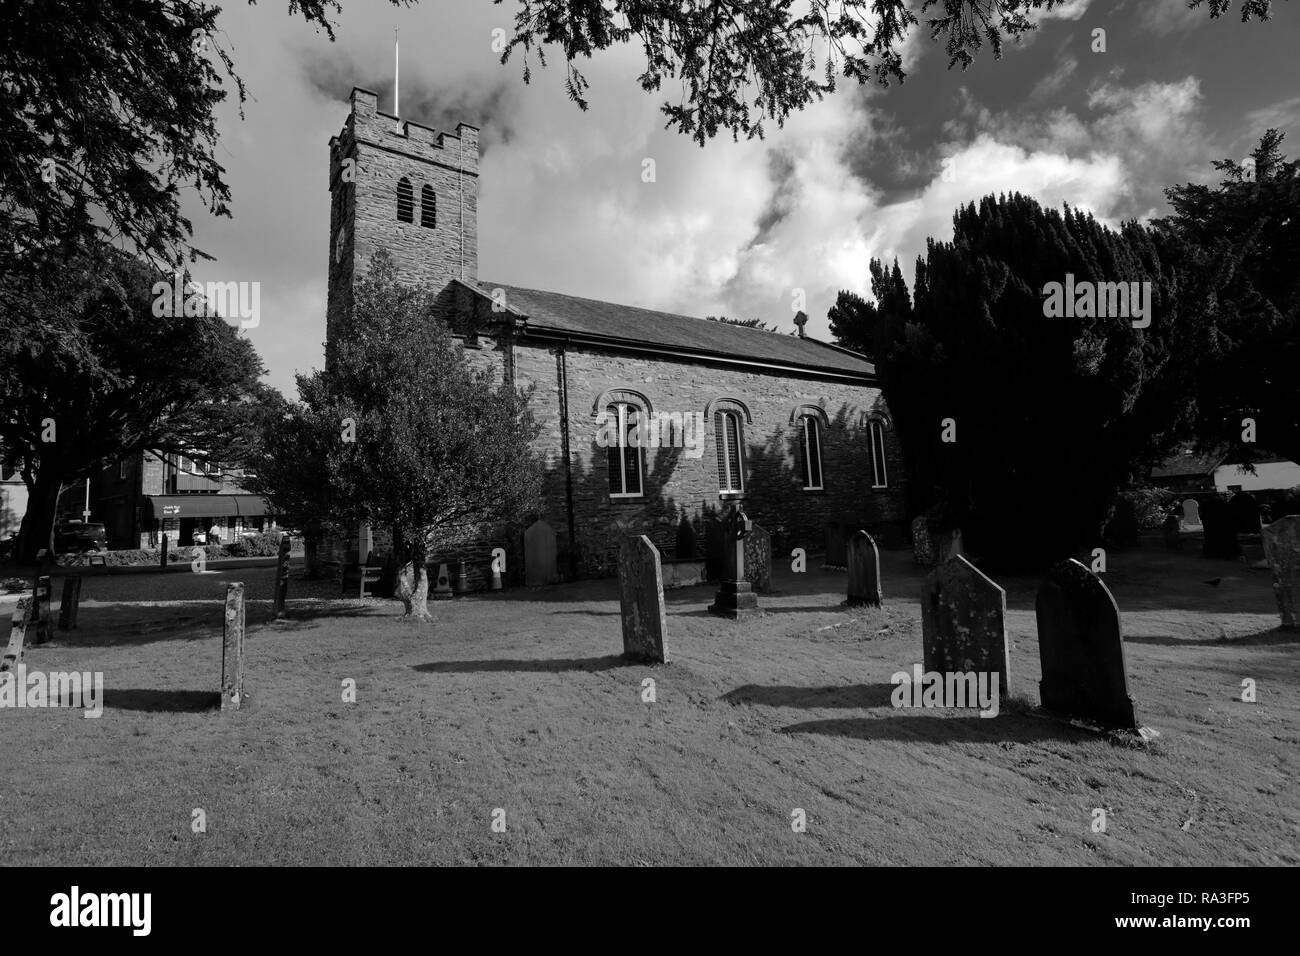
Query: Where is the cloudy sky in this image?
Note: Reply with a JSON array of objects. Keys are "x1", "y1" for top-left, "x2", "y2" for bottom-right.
[{"x1": 190, "y1": 0, "x2": 1300, "y2": 396}]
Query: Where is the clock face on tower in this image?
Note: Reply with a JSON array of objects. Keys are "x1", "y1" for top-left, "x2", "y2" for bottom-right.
[{"x1": 334, "y1": 225, "x2": 347, "y2": 264}]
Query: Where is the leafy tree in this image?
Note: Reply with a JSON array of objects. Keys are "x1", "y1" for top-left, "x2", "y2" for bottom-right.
[
  {"x1": 321, "y1": 251, "x2": 543, "y2": 620},
  {"x1": 830, "y1": 194, "x2": 1199, "y2": 568},
  {"x1": 1152, "y1": 129, "x2": 1300, "y2": 466},
  {"x1": 0, "y1": 247, "x2": 266, "y2": 562}
]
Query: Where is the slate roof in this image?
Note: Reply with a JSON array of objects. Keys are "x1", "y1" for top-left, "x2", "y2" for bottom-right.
[
  {"x1": 1150, "y1": 448, "x2": 1225, "y2": 479},
  {"x1": 476, "y1": 281, "x2": 875, "y2": 378}
]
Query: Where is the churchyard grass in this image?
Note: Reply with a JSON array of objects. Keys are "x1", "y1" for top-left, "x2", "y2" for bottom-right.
[{"x1": 0, "y1": 543, "x2": 1295, "y2": 865}]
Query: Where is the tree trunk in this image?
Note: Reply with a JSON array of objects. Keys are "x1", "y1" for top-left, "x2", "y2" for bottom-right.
[
  {"x1": 395, "y1": 533, "x2": 431, "y2": 621},
  {"x1": 16, "y1": 472, "x2": 61, "y2": 565}
]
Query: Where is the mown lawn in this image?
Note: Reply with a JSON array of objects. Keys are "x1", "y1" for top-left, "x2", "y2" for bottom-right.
[{"x1": 1, "y1": 542, "x2": 1296, "y2": 865}]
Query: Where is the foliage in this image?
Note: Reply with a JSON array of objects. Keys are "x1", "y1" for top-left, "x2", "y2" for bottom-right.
[{"x1": 706, "y1": 315, "x2": 775, "y2": 331}]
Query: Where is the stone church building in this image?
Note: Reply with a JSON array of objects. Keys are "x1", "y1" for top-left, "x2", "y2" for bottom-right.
[{"x1": 326, "y1": 87, "x2": 906, "y2": 586}]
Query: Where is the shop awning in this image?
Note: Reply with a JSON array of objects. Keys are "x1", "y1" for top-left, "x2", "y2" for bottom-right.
[{"x1": 145, "y1": 495, "x2": 271, "y2": 519}]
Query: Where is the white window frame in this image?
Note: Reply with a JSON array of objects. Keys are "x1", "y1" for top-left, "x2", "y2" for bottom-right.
[
  {"x1": 717, "y1": 411, "x2": 745, "y2": 495},
  {"x1": 801, "y1": 416, "x2": 824, "y2": 491},
  {"x1": 869, "y1": 420, "x2": 889, "y2": 489},
  {"x1": 607, "y1": 403, "x2": 644, "y2": 499}
]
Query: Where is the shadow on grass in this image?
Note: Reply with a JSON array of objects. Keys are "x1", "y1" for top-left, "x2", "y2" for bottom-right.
[
  {"x1": 414, "y1": 654, "x2": 635, "y2": 674},
  {"x1": 47, "y1": 602, "x2": 391, "y2": 647},
  {"x1": 1125, "y1": 626, "x2": 1299, "y2": 648},
  {"x1": 779, "y1": 712, "x2": 1086, "y2": 743},
  {"x1": 98, "y1": 689, "x2": 220, "y2": 712},
  {"x1": 722, "y1": 683, "x2": 896, "y2": 709}
]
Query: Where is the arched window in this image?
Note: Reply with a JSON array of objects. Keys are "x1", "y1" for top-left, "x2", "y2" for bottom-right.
[
  {"x1": 715, "y1": 411, "x2": 744, "y2": 494},
  {"x1": 606, "y1": 403, "x2": 643, "y2": 498},
  {"x1": 420, "y1": 185, "x2": 436, "y2": 228},
  {"x1": 799, "y1": 415, "x2": 823, "y2": 490},
  {"x1": 397, "y1": 177, "x2": 413, "y2": 223},
  {"x1": 869, "y1": 419, "x2": 889, "y2": 489}
]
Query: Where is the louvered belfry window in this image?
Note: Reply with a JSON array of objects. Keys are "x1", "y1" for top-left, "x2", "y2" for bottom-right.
[
  {"x1": 607, "y1": 403, "x2": 643, "y2": 498},
  {"x1": 397, "y1": 177, "x2": 414, "y2": 223},
  {"x1": 801, "y1": 416, "x2": 823, "y2": 490},
  {"x1": 715, "y1": 411, "x2": 744, "y2": 493},
  {"x1": 420, "y1": 185, "x2": 436, "y2": 228}
]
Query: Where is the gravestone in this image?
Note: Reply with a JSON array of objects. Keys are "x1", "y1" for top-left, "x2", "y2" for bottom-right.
[
  {"x1": 58, "y1": 576, "x2": 82, "y2": 630},
  {"x1": 1181, "y1": 498, "x2": 1201, "y2": 529},
  {"x1": 1200, "y1": 497, "x2": 1241, "y2": 558},
  {"x1": 911, "y1": 516, "x2": 934, "y2": 566},
  {"x1": 432, "y1": 563, "x2": 454, "y2": 600},
  {"x1": 704, "y1": 519, "x2": 726, "y2": 581},
  {"x1": 523, "y1": 519, "x2": 558, "y2": 586},
  {"x1": 1035, "y1": 559, "x2": 1138, "y2": 729},
  {"x1": 824, "y1": 521, "x2": 846, "y2": 568},
  {"x1": 30, "y1": 574, "x2": 51, "y2": 646},
  {"x1": 743, "y1": 522, "x2": 772, "y2": 593},
  {"x1": 675, "y1": 517, "x2": 697, "y2": 560},
  {"x1": 221, "y1": 582, "x2": 245, "y2": 712},
  {"x1": 617, "y1": 535, "x2": 670, "y2": 663},
  {"x1": 846, "y1": 530, "x2": 882, "y2": 607},
  {"x1": 1229, "y1": 491, "x2": 1261, "y2": 534},
  {"x1": 1161, "y1": 512, "x2": 1183, "y2": 550},
  {"x1": 1261, "y1": 515, "x2": 1300, "y2": 630},
  {"x1": 272, "y1": 537, "x2": 291, "y2": 618},
  {"x1": 921, "y1": 556, "x2": 1009, "y2": 698},
  {"x1": 709, "y1": 507, "x2": 760, "y2": 619}
]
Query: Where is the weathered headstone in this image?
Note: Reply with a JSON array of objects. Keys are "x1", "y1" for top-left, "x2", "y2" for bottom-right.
[
  {"x1": 704, "y1": 518, "x2": 726, "y2": 581},
  {"x1": 743, "y1": 521, "x2": 772, "y2": 593},
  {"x1": 455, "y1": 560, "x2": 470, "y2": 594},
  {"x1": 911, "y1": 515, "x2": 934, "y2": 566},
  {"x1": 523, "y1": 519, "x2": 558, "y2": 586},
  {"x1": 922, "y1": 556, "x2": 1009, "y2": 698},
  {"x1": 432, "y1": 562, "x2": 454, "y2": 600},
  {"x1": 1200, "y1": 497, "x2": 1241, "y2": 558},
  {"x1": 1181, "y1": 498, "x2": 1201, "y2": 529},
  {"x1": 1229, "y1": 491, "x2": 1261, "y2": 535},
  {"x1": 58, "y1": 575, "x2": 83, "y2": 630},
  {"x1": 1161, "y1": 512, "x2": 1183, "y2": 550},
  {"x1": 617, "y1": 535, "x2": 670, "y2": 663},
  {"x1": 221, "y1": 582, "x2": 245, "y2": 712},
  {"x1": 30, "y1": 574, "x2": 51, "y2": 645},
  {"x1": 846, "y1": 530, "x2": 882, "y2": 606},
  {"x1": 1261, "y1": 515, "x2": 1300, "y2": 630},
  {"x1": 709, "y1": 506, "x2": 759, "y2": 619},
  {"x1": 1035, "y1": 559, "x2": 1137, "y2": 729},
  {"x1": 675, "y1": 516, "x2": 697, "y2": 560},
  {"x1": 2, "y1": 598, "x2": 32, "y2": 673},
  {"x1": 824, "y1": 520, "x2": 846, "y2": 568}
]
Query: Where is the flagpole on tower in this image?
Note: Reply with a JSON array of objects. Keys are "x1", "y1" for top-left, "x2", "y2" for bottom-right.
[{"x1": 394, "y1": 27, "x2": 400, "y2": 130}]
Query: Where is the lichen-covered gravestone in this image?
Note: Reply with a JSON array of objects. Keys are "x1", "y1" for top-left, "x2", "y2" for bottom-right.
[
  {"x1": 846, "y1": 530, "x2": 882, "y2": 607},
  {"x1": 744, "y1": 521, "x2": 772, "y2": 593},
  {"x1": 1035, "y1": 559, "x2": 1137, "y2": 729},
  {"x1": 617, "y1": 535, "x2": 670, "y2": 663},
  {"x1": 523, "y1": 519, "x2": 558, "y2": 586},
  {"x1": 1261, "y1": 515, "x2": 1300, "y2": 630},
  {"x1": 911, "y1": 516, "x2": 935, "y2": 567},
  {"x1": 824, "y1": 521, "x2": 846, "y2": 568},
  {"x1": 1181, "y1": 498, "x2": 1201, "y2": 529},
  {"x1": 921, "y1": 555, "x2": 1009, "y2": 698}
]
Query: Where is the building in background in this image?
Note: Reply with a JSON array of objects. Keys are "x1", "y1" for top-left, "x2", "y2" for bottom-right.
[
  {"x1": 1150, "y1": 446, "x2": 1300, "y2": 495},
  {"x1": 93, "y1": 452, "x2": 275, "y2": 549},
  {"x1": 0, "y1": 470, "x2": 27, "y2": 540}
]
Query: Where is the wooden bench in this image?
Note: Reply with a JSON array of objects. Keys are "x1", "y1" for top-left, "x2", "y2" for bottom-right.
[{"x1": 341, "y1": 557, "x2": 384, "y2": 598}]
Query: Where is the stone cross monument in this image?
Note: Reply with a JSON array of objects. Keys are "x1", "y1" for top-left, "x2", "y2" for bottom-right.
[{"x1": 708, "y1": 505, "x2": 760, "y2": 619}]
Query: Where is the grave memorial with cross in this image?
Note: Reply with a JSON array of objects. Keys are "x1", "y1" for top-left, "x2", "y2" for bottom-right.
[{"x1": 708, "y1": 505, "x2": 760, "y2": 619}]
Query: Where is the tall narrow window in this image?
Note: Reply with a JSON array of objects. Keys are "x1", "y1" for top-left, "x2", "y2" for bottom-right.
[
  {"x1": 800, "y1": 416, "x2": 823, "y2": 490},
  {"x1": 606, "y1": 403, "x2": 643, "y2": 498},
  {"x1": 420, "y1": 185, "x2": 436, "y2": 228},
  {"x1": 869, "y1": 420, "x2": 889, "y2": 489},
  {"x1": 715, "y1": 411, "x2": 744, "y2": 493},
  {"x1": 397, "y1": 177, "x2": 414, "y2": 223}
]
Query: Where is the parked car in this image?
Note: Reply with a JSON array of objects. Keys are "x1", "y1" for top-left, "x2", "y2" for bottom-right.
[{"x1": 53, "y1": 521, "x2": 108, "y2": 554}]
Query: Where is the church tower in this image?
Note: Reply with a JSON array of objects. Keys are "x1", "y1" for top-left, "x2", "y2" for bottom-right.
[{"x1": 326, "y1": 87, "x2": 479, "y2": 365}]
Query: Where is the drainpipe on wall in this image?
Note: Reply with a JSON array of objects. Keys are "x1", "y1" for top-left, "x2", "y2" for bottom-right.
[{"x1": 556, "y1": 340, "x2": 578, "y2": 579}]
